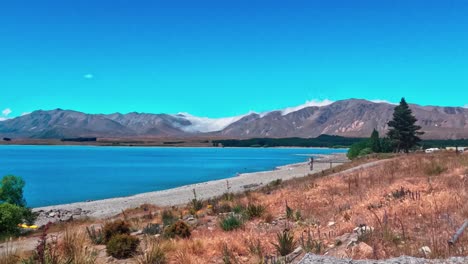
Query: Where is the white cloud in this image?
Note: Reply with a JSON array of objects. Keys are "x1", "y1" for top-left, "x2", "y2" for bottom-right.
[
  {"x1": 0, "y1": 117, "x2": 7, "y2": 122},
  {"x1": 83, "y1": 74, "x2": 94, "y2": 79},
  {"x1": 174, "y1": 113, "x2": 248, "y2": 133},
  {"x1": 370, "y1": 99, "x2": 397, "y2": 105},
  {"x1": 21, "y1": 112, "x2": 31, "y2": 116},
  {"x1": 2, "y1": 108, "x2": 12, "y2": 116},
  {"x1": 281, "y1": 99, "x2": 334, "y2": 115},
  {"x1": 464, "y1": 105, "x2": 468, "y2": 109}
]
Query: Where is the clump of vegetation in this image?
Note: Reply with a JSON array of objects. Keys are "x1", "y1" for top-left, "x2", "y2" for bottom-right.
[
  {"x1": 190, "y1": 189, "x2": 203, "y2": 213},
  {"x1": 106, "y1": 234, "x2": 140, "y2": 259},
  {"x1": 103, "y1": 220, "x2": 131, "y2": 243},
  {"x1": 232, "y1": 204, "x2": 245, "y2": 214},
  {"x1": 270, "y1": 179, "x2": 282, "y2": 187},
  {"x1": 222, "y1": 180, "x2": 234, "y2": 201},
  {"x1": 164, "y1": 220, "x2": 191, "y2": 238},
  {"x1": 137, "y1": 238, "x2": 166, "y2": 264},
  {"x1": 213, "y1": 202, "x2": 233, "y2": 214},
  {"x1": 300, "y1": 229, "x2": 323, "y2": 253},
  {"x1": 285, "y1": 203, "x2": 294, "y2": 220},
  {"x1": 161, "y1": 209, "x2": 178, "y2": 226},
  {"x1": 246, "y1": 238, "x2": 264, "y2": 260},
  {"x1": 86, "y1": 225, "x2": 105, "y2": 245},
  {"x1": 245, "y1": 203, "x2": 265, "y2": 219},
  {"x1": 425, "y1": 163, "x2": 447, "y2": 176},
  {"x1": 347, "y1": 129, "x2": 393, "y2": 159},
  {"x1": 0, "y1": 175, "x2": 37, "y2": 239},
  {"x1": 273, "y1": 229, "x2": 296, "y2": 256},
  {"x1": 221, "y1": 243, "x2": 237, "y2": 264},
  {"x1": 61, "y1": 227, "x2": 97, "y2": 263},
  {"x1": 0, "y1": 241, "x2": 18, "y2": 264},
  {"x1": 220, "y1": 215, "x2": 243, "y2": 231},
  {"x1": 142, "y1": 223, "x2": 162, "y2": 235}
]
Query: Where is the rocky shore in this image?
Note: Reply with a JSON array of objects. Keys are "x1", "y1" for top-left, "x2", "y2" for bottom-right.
[{"x1": 35, "y1": 208, "x2": 91, "y2": 226}]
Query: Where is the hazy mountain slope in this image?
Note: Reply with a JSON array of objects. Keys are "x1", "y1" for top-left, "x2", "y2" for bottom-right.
[
  {"x1": 219, "y1": 99, "x2": 468, "y2": 139},
  {"x1": 1, "y1": 99, "x2": 467, "y2": 139},
  {"x1": 0, "y1": 109, "x2": 134, "y2": 138}
]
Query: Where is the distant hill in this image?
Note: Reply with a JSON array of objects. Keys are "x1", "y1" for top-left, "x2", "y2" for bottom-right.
[{"x1": 1, "y1": 99, "x2": 467, "y2": 139}]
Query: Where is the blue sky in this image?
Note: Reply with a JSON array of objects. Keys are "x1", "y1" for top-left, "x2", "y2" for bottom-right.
[{"x1": 1, "y1": 0, "x2": 467, "y2": 119}]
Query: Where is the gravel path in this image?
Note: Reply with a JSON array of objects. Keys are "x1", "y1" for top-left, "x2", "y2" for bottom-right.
[{"x1": 298, "y1": 254, "x2": 468, "y2": 264}]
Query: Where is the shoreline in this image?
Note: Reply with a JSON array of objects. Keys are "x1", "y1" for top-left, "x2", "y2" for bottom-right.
[{"x1": 33, "y1": 153, "x2": 347, "y2": 225}]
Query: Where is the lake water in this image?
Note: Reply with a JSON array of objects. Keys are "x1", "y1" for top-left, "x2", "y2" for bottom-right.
[{"x1": 0, "y1": 146, "x2": 347, "y2": 207}]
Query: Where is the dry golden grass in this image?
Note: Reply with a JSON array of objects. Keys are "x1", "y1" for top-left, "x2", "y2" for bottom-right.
[
  {"x1": 0, "y1": 240, "x2": 19, "y2": 264},
  {"x1": 6, "y1": 152, "x2": 468, "y2": 263}
]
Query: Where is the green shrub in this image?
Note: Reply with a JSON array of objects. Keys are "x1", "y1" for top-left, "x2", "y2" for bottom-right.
[
  {"x1": 86, "y1": 226, "x2": 105, "y2": 245},
  {"x1": 347, "y1": 140, "x2": 370, "y2": 159},
  {"x1": 142, "y1": 223, "x2": 162, "y2": 235},
  {"x1": 0, "y1": 203, "x2": 26, "y2": 238},
  {"x1": 164, "y1": 220, "x2": 191, "y2": 239},
  {"x1": 272, "y1": 230, "x2": 296, "y2": 256},
  {"x1": 103, "y1": 220, "x2": 131, "y2": 243},
  {"x1": 358, "y1": 147, "x2": 373, "y2": 157},
  {"x1": 245, "y1": 203, "x2": 265, "y2": 219},
  {"x1": 220, "y1": 215, "x2": 243, "y2": 231},
  {"x1": 22, "y1": 208, "x2": 38, "y2": 226},
  {"x1": 106, "y1": 234, "x2": 140, "y2": 259},
  {"x1": 232, "y1": 204, "x2": 245, "y2": 214}
]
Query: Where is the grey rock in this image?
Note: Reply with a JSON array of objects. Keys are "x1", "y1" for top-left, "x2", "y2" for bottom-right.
[{"x1": 72, "y1": 208, "x2": 82, "y2": 215}]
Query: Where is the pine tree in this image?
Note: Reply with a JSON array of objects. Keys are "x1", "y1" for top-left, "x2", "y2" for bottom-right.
[
  {"x1": 369, "y1": 129, "x2": 381, "y2": 153},
  {"x1": 387, "y1": 98, "x2": 424, "y2": 153}
]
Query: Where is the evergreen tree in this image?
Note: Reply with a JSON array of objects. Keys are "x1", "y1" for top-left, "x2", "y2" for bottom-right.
[
  {"x1": 387, "y1": 98, "x2": 424, "y2": 153},
  {"x1": 369, "y1": 129, "x2": 381, "y2": 153},
  {"x1": 380, "y1": 137, "x2": 393, "y2": 153}
]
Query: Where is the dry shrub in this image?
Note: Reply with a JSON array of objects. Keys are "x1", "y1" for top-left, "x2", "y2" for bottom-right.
[
  {"x1": 0, "y1": 240, "x2": 18, "y2": 264},
  {"x1": 106, "y1": 234, "x2": 140, "y2": 259},
  {"x1": 173, "y1": 248, "x2": 196, "y2": 264},
  {"x1": 186, "y1": 239, "x2": 205, "y2": 256},
  {"x1": 137, "y1": 237, "x2": 167, "y2": 264},
  {"x1": 60, "y1": 227, "x2": 97, "y2": 264},
  {"x1": 103, "y1": 220, "x2": 131, "y2": 243},
  {"x1": 164, "y1": 220, "x2": 191, "y2": 238}
]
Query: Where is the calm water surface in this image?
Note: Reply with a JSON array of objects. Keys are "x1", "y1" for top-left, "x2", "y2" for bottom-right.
[{"x1": 0, "y1": 146, "x2": 347, "y2": 207}]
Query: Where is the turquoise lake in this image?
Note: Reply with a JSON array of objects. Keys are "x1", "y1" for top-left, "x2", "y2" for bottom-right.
[{"x1": 0, "y1": 146, "x2": 347, "y2": 207}]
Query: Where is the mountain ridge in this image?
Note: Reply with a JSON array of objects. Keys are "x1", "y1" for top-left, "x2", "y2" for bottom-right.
[{"x1": 1, "y1": 99, "x2": 467, "y2": 139}]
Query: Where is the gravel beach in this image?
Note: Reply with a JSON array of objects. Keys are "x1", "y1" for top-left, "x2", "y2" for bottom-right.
[{"x1": 34, "y1": 153, "x2": 347, "y2": 225}]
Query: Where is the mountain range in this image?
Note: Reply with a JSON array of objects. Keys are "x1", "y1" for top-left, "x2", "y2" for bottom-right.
[{"x1": 1, "y1": 99, "x2": 467, "y2": 139}]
